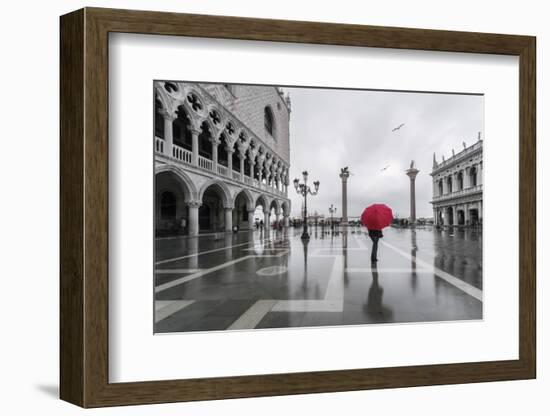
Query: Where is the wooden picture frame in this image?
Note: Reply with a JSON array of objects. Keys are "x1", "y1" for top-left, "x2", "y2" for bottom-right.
[{"x1": 60, "y1": 7, "x2": 536, "y2": 408}]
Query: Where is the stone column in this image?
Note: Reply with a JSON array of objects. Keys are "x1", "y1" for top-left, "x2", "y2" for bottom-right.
[
  {"x1": 187, "y1": 201, "x2": 201, "y2": 236},
  {"x1": 226, "y1": 147, "x2": 233, "y2": 177},
  {"x1": 239, "y1": 153, "x2": 245, "y2": 182},
  {"x1": 264, "y1": 210, "x2": 270, "y2": 229},
  {"x1": 443, "y1": 207, "x2": 450, "y2": 227},
  {"x1": 258, "y1": 164, "x2": 263, "y2": 185},
  {"x1": 406, "y1": 167, "x2": 420, "y2": 224},
  {"x1": 451, "y1": 172, "x2": 458, "y2": 193},
  {"x1": 163, "y1": 113, "x2": 174, "y2": 158},
  {"x1": 211, "y1": 138, "x2": 220, "y2": 172},
  {"x1": 247, "y1": 209, "x2": 255, "y2": 230},
  {"x1": 191, "y1": 129, "x2": 200, "y2": 167},
  {"x1": 275, "y1": 209, "x2": 281, "y2": 226},
  {"x1": 249, "y1": 160, "x2": 255, "y2": 182},
  {"x1": 283, "y1": 214, "x2": 290, "y2": 227},
  {"x1": 477, "y1": 162, "x2": 483, "y2": 186},
  {"x1": 339, "y1": 168, "x2": 350, "y2": 226},
  {"x1": 224, "y1": 207, "x2": 233, "y2": 232},
  {"x1": 464, "y1": 204, "x2": 470, "y2": 226}
]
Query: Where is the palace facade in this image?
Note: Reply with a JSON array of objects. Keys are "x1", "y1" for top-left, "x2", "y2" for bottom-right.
[
  {"x1": 154, "y1": 81, "x2": 292, "y2": 236},
  {"x1": 430, "y1": 136, "x2": 483, "y2": 227}
]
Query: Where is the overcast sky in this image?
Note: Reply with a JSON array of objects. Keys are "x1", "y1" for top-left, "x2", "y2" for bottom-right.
[{"x1": 284, "y1": 87, "x2": 483, "y2": 219}]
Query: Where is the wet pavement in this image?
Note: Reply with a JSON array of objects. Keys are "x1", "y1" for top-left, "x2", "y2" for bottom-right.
[{"x1": 154, "y1": 226, "x2": 482, "y2": 333}]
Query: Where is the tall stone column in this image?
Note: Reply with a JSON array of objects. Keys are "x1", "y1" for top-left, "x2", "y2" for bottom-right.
[
  {"x1": 211, "y1": 138, "x2": 220, "y2": 172},
  {"x1": 339, "y1": 167, "x2": 350, "y2": 226},
  {"x1": 187, "y1": 201, "x2": 201, "y2": 236},
  {"x1": 258, "y1": 161, "x2": 263, "y2": 185},
  {"x1": 263, "y1": 210, "x2": 270, "y2": 230},
  {"x1": 249, "y1": 160, "x2": 255, "y2": 182},
  {"x1": 275, "y1": 209, "x2": 281, "y2": 226},
  {"x1": 239, "y1": 152, "x2": 245, "y2": 182},
  {"x1": 283, "y1": 214, "x2": 290, "y2": 227},
  {"x1": 477, "y1": 162, "x2": 483, "y2": 186},
  {"x1": 191, "y1": 129, "x2": 200, "y2": 167},
  {"x1": 406, "y1": 163, "x2": 420, "y2": 225},
  {"x1": 247, "y1": 209, "x2": 255, "y2": 230},
  {"x1": 163, "y1": 113, "x2": 174, "y2": 158},
  {"x1": 224, "y1": 207, "x2": 233, "y2": 232},
  {"x1": 226, "y1": 147, "x2": 233, "y2": 177},
  {"x1": 451, "y1": 172, "x2": 458, "y2": 193},
  {"x1": 443, "y1": 207, "x2": 450, "y2": 227}
]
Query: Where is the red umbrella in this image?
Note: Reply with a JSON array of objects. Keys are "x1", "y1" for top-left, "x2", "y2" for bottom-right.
[{"x1": 361, "y1": 204, "x2": 393, "y2": 230}]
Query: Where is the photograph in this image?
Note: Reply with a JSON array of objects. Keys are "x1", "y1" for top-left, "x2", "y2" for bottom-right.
[{"x1": 153, "y1": 81, "x2": 484, "y2": 333}]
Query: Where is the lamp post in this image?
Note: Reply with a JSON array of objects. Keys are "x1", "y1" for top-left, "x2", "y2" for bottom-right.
[
  {"x1": 328, "y1": 204, "x2": 337, "y2": 232},
  {"x1": 293, "y1": 170, "x2": 320, "y2": 240}
]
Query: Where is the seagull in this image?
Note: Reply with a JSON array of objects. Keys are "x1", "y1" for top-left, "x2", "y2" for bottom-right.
[
  {"x1": 392, "y1": 123, "x2": 405, "y2": 132},
  {"x1": 380, "y1": 165, "x2": 390, "y2": 171}
]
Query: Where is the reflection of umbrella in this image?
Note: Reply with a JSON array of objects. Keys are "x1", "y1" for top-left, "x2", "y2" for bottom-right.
[{"x1": 361, "y1": 204, "x2": 393, "y2": 230}]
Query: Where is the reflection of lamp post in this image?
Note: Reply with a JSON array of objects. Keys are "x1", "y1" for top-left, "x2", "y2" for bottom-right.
[
  {"x1": 293, "y1": 170, "x2": 320, "y2": 240},
  {"x1": 329, "y1": 204, "x2": 337, "y2": 231}
]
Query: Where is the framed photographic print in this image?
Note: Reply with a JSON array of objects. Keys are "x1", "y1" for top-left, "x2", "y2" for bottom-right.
[{"x1": 60, "y1": 7, "x2": 536, "y2": 408}]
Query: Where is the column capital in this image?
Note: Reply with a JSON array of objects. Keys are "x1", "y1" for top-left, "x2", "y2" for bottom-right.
[
  {"x1": 161, "y1": 110, "x2": 177, "y2": 121},
  {"x1": 187, "y1": 200, "x2": 202, "y2": 208},
  {"x1": 223, "y1": 205, "x2": 234, "y2": 211}
]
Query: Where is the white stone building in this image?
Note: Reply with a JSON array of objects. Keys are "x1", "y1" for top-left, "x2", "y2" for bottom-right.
[
  {"x1": 154, "y1": 81, "x2": 292, "y2": 236},
  {"x1": 430, "y1": 136, "x2": 483, "y2": 227}
]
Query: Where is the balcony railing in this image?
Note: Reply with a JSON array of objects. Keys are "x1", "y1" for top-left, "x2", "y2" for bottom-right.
[
  {"x1": 155, "y1": 137, "x2": 164, "y2": 153},
  {"x1": 198, "y1": 156, "x2": 213, "y2": 171},
  {"x1": 432, "y1": 184, "x2": 482, "y2": 202},
  {"x1": 172, "y1": 144, "x2": 192, "y2": 164},
  {"x1": 156, "y1": 137, "x2": 288, "y2": 198},
  {"x1": 217, "y1": 164, "x2": 228, "y2": 176}
]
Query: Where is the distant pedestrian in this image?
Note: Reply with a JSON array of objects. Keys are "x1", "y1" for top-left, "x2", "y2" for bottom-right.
[
  {"x1": 368, "y1": 229, "x2": 383, "y2": 263},
  {"x1": 259, "y1": 220, "x2": 264, "y2": 229}
]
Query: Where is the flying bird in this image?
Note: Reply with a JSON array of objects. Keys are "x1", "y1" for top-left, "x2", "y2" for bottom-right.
[
  {"x1": 380, "y1": 165, "x2": 390, "y2": 172},
  {"x1": 392, "y1": 123, "x2": 405, "y2": 132}
]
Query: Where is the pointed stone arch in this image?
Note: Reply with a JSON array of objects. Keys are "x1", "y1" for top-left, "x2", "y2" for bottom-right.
[
  {"x1": 198, "y1": 179, "x2": 233, "y2": 208},
  {"x1": 233, "y1": 188, "x2": 255, "y2": 212},
  {"x1": 155, "y1": 164, "x2": 198, "y2": 202}
]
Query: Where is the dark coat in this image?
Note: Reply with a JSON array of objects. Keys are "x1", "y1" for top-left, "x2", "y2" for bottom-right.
[{"x1": 368, "y1": 229, "x2": 383, "y2": 239}]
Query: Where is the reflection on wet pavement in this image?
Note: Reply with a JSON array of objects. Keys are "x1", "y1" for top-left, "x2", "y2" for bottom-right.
[{"x1": 154, "y1": 226, "x2": 482, "y2": 333}]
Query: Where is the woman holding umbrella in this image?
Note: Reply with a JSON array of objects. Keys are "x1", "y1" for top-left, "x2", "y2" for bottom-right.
[{"x1": 360, "y1": 203, "x2": 394, "y2": 263}]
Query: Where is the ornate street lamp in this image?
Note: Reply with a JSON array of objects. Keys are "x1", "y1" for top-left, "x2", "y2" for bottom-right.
[
  {"x1": 328, "y1": 204, "x2": 337, "y2": 231},
  {"x1": 293, "y1": 170, "x2": 320, "y2": 240}
]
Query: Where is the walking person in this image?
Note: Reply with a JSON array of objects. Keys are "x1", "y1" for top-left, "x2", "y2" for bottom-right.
[
  {"x1": 368, "y1": 228, "x2": 383, "y2": 263},
  {"x1": 360, "y1": 203, "x2": 394, "y2": 264}
]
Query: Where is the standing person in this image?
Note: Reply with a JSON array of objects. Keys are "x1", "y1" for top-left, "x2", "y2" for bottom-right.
[
  {"x1": 368, "y1": 228, "x2": 383, "y2": 263},
  {"x1": 361, "y1": 203, "x2": 393, "y2": 263}
]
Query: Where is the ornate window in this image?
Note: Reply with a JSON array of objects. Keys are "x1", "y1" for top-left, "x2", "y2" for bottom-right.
[
  {"x1": 164, "y1": 82, "x2": 178, "y2": 93},
  {"x1": 264, "y1": 106, "x2": 274, "y2": 137},
  {"x1": 187, "y1": 93, "x2": 203, "y2": 112}
]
